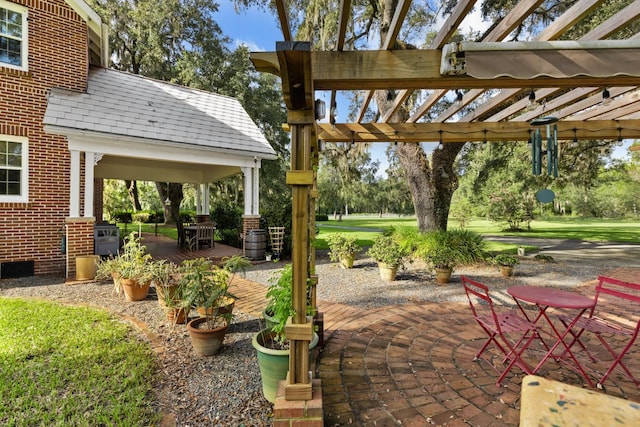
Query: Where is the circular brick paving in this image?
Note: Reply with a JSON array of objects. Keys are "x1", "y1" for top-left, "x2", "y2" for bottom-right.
[{"x1": 317, "y1": 299, "x2": 640, "y2": 426}]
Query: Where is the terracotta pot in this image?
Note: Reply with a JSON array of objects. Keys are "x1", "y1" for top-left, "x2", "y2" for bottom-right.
[
  {"x1": 187, "y1": 317, "x2": 229, "y2": 356},
  {"x1": 166, "y1": 307, "x2": 188, "y2": 324},
  {"x1": 121, "y1": 279, "x2": 151, "y2": 301},
  {"x1": 196, "y1": 297, "x2": 235, "y2": 317},
  {"x1": 499, "y1": 265, "x2": 514, "y2": 277},
  {"x1": 378, "y1": 263, "x2": 398, "y2": 281},
  {"x1": 435, "y1": 267, "x2": 452, "y2": 284}
]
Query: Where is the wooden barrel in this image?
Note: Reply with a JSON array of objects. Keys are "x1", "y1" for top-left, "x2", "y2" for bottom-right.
[{"x1": 245, "y1": 229, "x2": 267, "y2": 260}]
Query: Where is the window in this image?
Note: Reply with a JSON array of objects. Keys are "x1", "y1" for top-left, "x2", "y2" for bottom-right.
[
  {"x1": 0, "y1": 135, "x2": 28, "y2": 202},
  {"x1": 0, "y1": 0, "x2": 27, "y2": 71}
]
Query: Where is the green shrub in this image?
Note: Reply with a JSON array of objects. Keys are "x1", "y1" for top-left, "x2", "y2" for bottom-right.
[
  {"x1": 367, "y1": 233, "x2": 408, "y2": 267},
  {"x1": 113, "y1": 211, "x2": 132, "y2": 224},
  {"x1": 417, "y1": 229, "x2": 487, "y2": 269},
  {"x1": 316, "y1": 214, "x2": 329, "y2": 222}
]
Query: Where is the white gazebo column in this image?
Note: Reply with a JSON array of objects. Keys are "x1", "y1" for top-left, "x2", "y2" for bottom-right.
[
  {"x1": 242, "y1": 167, "x2": 253, "y2": 215},
  {"x1": 241, "y1": 166, "x2": 260, "y2": 238},
  {"x1": 203, "y1": 183, "x2": 210, "y2": 214},
  {"x1": 196, "y1": 184, "x2": 202, "y2": 215},
  {"x1": 252, "y1": 164, "x2": 260, "y2": 215},
  {"x1": 83, "y1": 152, "x2": 96, "y2": 217},
  {"x1": 69, "y1": 150, "x2": 81, "y2": 217}
]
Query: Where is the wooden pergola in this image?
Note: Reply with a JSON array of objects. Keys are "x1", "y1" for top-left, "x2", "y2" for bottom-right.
[{"x1": 250, "y1": 0, "x2": 640, "y2": 400}]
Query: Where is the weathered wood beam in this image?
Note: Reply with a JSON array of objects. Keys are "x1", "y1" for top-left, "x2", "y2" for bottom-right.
[
  {"x1": 275, "y1": 0, "x2": 292, "y2": 41},
  {"x1": 276, "y1": 42, "x2": 314, "y2": 111},
  {"x1": 252, "y1": 46, "x2": 640, "y2": 91},
  {"x1": 317, "y1": 120, "x2": 640, "y2": 143},
  {"x1": 314, "y1": 49, "x2": 640, "y2": 90}
]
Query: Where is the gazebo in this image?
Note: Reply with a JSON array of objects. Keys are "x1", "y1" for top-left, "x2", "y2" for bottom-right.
[
  {"x1": 44, "y1": 68, "x2": 276, "y2": 278},
  {"x1": 248, "y1": 0, "x2": 640, "y2": 414}
]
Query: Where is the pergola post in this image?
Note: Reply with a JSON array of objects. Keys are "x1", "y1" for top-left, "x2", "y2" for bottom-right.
[{"x1": 276, "y1": 41, "x2": 317, "y2": 401}]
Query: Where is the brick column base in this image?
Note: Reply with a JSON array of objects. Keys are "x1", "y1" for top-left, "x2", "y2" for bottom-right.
[
  {"x1": 273, "y1": 379, "x2": 323, "y2": 427},
  {"x1": 65, "y1": 217, "x2": 95, "y2": 281},
  {"x1": 242, "y1": 215, "x2": 261, "y2": 236}
]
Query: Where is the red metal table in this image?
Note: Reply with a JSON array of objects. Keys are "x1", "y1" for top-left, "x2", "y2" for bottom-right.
[{"x1": 507, "y1": 285, "x2": 596, "y2": 387}]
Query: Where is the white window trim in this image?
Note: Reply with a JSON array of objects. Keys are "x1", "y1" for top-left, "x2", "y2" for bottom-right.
[
  {"x1": 0, "y1": 0, "x2": 28, "y2": 72},
  {"x1": 0, "y1": 134, "x2": 28, "y2": 203}
]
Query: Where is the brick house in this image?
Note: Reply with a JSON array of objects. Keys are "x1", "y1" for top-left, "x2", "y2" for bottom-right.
[{"x1": 0, "y1": 0, "x2": 275, "y2": 279}]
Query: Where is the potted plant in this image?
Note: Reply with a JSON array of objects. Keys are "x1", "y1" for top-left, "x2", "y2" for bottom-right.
[
  {"x1": 493, "y1": 254, "x2": 520, "y2": 277},
  {"x1": 252, "y1": 264, "x2": 319, "y2": 403},
  {"x1": 180, "y1": 257, "x2": 235, "y2": 356},
  {"x1": 367, "y1": 233, "x2": 409, "y2": 281},
  {"x1": 418, "y1": 229, "x2": 486, "y2": 284},
  {"x1": 150, "y1": 260, "x2": 187, "y2": 324},
  {"x1": 326, "y1": 233, "x2": 361, "y2": 269},
  {"x1": 96, "y1": 232, "x2": 153, "y2": 301}
]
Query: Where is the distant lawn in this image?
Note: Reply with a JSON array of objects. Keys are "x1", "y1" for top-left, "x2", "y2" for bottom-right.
[
  {"x1": 0, "y1": 298, "x2": 158, "y2": 426},
  {"x1": 316, "y1": 216, "x2": 640, "y2": 249}
]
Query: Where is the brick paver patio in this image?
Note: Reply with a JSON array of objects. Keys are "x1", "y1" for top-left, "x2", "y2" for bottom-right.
[{"x1": 144, "y1": 233, "x2": 640, "y2": 426}]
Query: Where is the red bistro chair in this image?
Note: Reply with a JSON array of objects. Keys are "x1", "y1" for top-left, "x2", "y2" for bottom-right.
[
  {"x1": 560, "y1": 275, "x2": 640, "y2": 390},
  {"x1": 461, "y1": 275, "x2": 539, "y2": 386}
]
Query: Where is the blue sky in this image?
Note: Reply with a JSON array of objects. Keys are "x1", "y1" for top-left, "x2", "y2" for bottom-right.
[{"x1": 215, "y1": 2, "x2": 633, "y2": 169}]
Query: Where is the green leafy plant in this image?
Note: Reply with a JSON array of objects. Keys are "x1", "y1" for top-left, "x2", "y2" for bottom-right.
[
  {"x1": 178, "y1": 258, "x2": 234, "y2": 329},
  {"x1": 263, "y1": 264, "x2": 314, "y2": 347},
  {"x1": 96, "y1": 232, "x2": 152, "y2": 293},
  {"x1": 417, "y1": 229, "x2": 486, "y2": 270},
  {"x1": 326, "y1": 233, "x2": 361, "y2": 262},
  {"x1": 493, "y1": 254, "x2": 520, "y2": 267},
  {"x1": 367, "y1": 233, "x2": 409, "y2": 267}
]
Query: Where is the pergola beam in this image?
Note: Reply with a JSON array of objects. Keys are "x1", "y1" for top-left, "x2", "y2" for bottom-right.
[
  {"x1": 317, "y1": 119, "x2": 640, "y2": 143},
  {"x1": 253, "y1": 49, "x2": 640, "y2": 91}
]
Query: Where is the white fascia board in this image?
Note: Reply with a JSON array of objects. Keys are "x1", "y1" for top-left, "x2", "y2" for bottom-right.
[
  {"x1": 65, "y1": 0, "x2": 102, "y2": 35},
  {"x1": 46, "y1": 126, "x2": 273, "y2": 168}
]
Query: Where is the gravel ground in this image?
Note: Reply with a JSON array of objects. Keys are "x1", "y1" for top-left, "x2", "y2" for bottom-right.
[{"x1": 0, "y1": 251, "x2": 609, "y2": 426}]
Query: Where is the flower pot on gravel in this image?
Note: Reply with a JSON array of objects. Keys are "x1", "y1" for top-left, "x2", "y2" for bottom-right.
[
  {"x1": 251, "y1": 327, "x2": 319, "y2": 403},
  {"x1": 339, "y1": 253, "x2": 355, "y2": 269},
  {"x1": 196, "y1": 296, "x2": 235, "y2": 318},
  {"x1": 121, "y1": 279, "x2": 151, "y2": 301},
  {"x1": 435, "y1": 267, "x2": 453, "y2": 284},
  {"x1": 187, "y1": 317, "x2": 229, "y2": 356},
  {"x1": 499, "y1": 265, "x2": 514, "y2": 277},
  {"x1": 378, "y1": 263, "x2": 399, "y2": 281}
]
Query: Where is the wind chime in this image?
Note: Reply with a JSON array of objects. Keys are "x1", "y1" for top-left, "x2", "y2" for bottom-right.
[{"x1": 530, "y1": 116, "x2": 559, "y2": 177}]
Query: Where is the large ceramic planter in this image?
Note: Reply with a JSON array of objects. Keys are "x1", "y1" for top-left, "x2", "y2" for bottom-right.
[
  {"x1": 252, "y1": 328, "x2": 319, "y2": 403},
  {"x1": 339, "y1": 253, "x2": 355, "y2": 269},
  {"x1": 435, "y1": 267, "x2": 453, "y2": 284},
  {"x1": 187, "y1": 317, "x2": 229, "y2": 356},
  {"x1": 121, "y1": 279, "x2": 151, "y2": 301},
  {"x1": 262, "y1": 308, "x2": 278, "y2": 330},
  {"x1": 378, "y1": 263, "x2": 399, "y2": 281}
]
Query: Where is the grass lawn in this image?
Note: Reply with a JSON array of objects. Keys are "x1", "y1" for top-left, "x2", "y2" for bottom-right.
[
  {"x1": 316, "y1": 216, "x2": 640, "y2": 250},
  {"x1": 0, "y1": 298, "x2": 159, "y2": 426}
]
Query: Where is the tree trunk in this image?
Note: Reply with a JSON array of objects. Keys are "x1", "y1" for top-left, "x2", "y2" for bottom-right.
[
  {"x1": 125, "y1": 180, "x2": 142, "y2": 211},
  {"x1": 156, "y1": 182, "x2": 184, "y2": 224},
  {"x1": 376, "y1": 0, "x2": 464, "y2": 232}
]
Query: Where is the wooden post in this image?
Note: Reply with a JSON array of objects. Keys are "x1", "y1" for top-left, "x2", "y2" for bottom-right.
[{"x1": 276, "y1": 41, "x2": 316, "y2": 400}]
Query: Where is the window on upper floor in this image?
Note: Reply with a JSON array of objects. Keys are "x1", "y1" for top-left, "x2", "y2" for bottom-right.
[
  {"x1": 0, "y1": 135, "x2": 28, "y2": 203},
  {"x1": 0, "y1": 0, "x2": 27, "y2": 71}
]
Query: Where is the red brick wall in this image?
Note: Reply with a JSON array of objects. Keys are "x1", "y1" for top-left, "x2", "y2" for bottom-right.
[
  {"x1": 0, "y1": 0, "x2": 89, "y2": 275},
  {"x1": 65, "y1": 217, "x2": 95, "y2": 280}
]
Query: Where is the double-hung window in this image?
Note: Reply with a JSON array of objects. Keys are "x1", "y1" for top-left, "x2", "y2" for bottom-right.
[
  {"x1": 0, "y1": 0, "x2": 27, "y2": 71},
  {"x1": 0, "y1": 135, "x2": 28, "y2": 202}
]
